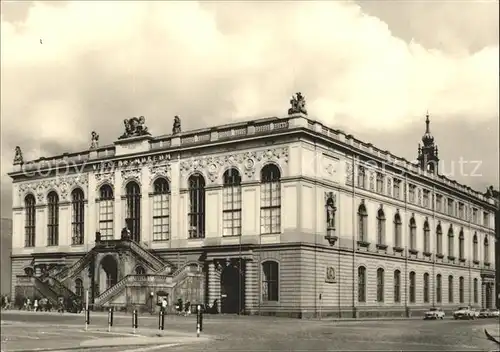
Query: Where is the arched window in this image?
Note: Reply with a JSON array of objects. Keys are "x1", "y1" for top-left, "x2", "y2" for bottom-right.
[
  {"x1": 458, "y1": 230, "x2": 464, "y2": 260},
  {"x1": 75, "y1": 278, "x2": 83, "y2": 298},
  {"x1": 357, "y1": 204, "x2": 368, "y2": 242},
  {"x1": 71, "y1": 188, "x2": 85, "y2": 245},
  {"x1": 394, "y1": 213, "x2": 402, "y2": 248},
  {"x1": 98, "y1": 185, "x2": 114, "y2": 240},
  {"x1": 188, "y1": 174, "x2": 205, "y2": 238},
  {"x1": 483, "y1": 237, "x2": 489, "y2": 263},
  {"x1": 358, "y1": 266, "x2": 366, "y2": 302},
  {"x1": 409, "y1": 271, "x2": 416, "y2": 303},
  {"x1": 409, "y1": 217, "x2": 417, "y2": 250},
  {"x1": 473, "y1": 233, "x2": 478, "y2": 262},
  {"x1": 394, "y1": 270, "x2": 401, "y2": 303},
  {"x1": 47, "y1": 191, "x2": 59, "y2": 246},
  {"x1": 436, "y1": 224, "x2": 443, "y2": 255},
  {"x1": 261, "y1": 261, "x2": 279, "y2": 301},
  {"x1": 376, "y1": 268, "x2": 384, "y2": 302},
  {"x1": 447, "y1": 226, "x2": 454, "y2": 258},
  {"x1": 473, "y1": 278, "x2": 478, "y2": 304},
  {"x1": 24, "y1": 194, "x2": 36, "y2": 247},
  {"x1": 260, "y1": 164, "x2": 281, "y2": 234},
  {"x1": 448, "y1": 275, "x2": 454, "y2": 303},
  {"x1": 135, "y1": 265, "x2": 146, "y2": 275},
  {"x1": 376, "y1": 208, "x2": 386, "y2": 245},
  {"x1": 125, "y1": 181, "x2": 141, "y2": 242},
  {"x1": 152, "y1": 178, "x2": 170, "y2": 241},
  {"x1": 423, "y1": 273, "x2": 430, "y2": 303},
  {"x1": 436, "y1": 274, "x2": 442, "y2": 303},
  {"x1": 459, "y1": 276, "x2": 465, "y2": 303},
  {"x1": 423, "y1": 221, "x2": 430, "y2": 253},
  {"x1": 223, "y1": 168, "x2": 242, "y2": 236}
]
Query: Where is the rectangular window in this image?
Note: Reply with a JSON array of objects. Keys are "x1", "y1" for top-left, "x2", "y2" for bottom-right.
[
  {"x1": 357, "y1": 166, "x2": 365, "y2": 189},
  {"x1": 223, "y1": 185, "x2": 242, "y2": 236},
  {"x1": 423, "y1": 189, "x2": 430, "y2": 207},
  {"x1": 394, "y1": 271, "x2": 401, "y2": 303},
  {"x1": 436, "y1": 195, "x2": 442, "y2": 212},
  {"x1": 393, "y1": 179, "x2": 401, "y2": 199},
  {"x1": 447, "y1": 199, "x2": 454, "y2": 216},
  {"x1": 262, "y1": 261, "x2": 279, "y2": 302},
  {"x1": 436, "y1": 275, "x2": 442, "y2": 303},
  {"x1": 99, "y1": 199, "x2": 114, "y2": 240},
  {"x1": 376, "y1": 173, "x2": 384, "y2": 193},
  {"x1": 260, "y1": 181, "x2": 281, "y2": 234},
  {"x1": 483, "y1": 212, "x2": 489, "y2": 227},
  {"x1": 152, "y1": 193, "x2": 170, "y2": 241},
  {"x1": 408, "y1": 184, "x2": 416, "y2": 203}
]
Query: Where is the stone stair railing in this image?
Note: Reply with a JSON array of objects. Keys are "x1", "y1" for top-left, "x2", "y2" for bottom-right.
[
  {"x1": 94, "y1": 274, "x2": 172, "y2": 307},
  {"x1": 49, "y1": 277, "x2": 80, "y2": 301},
  {"x1": 129, "y1": 241, "x2": 164, "y2": 271},
  {"x1": 54, "y1": 250, "x2": 95, "y2": 282},
  {"x1": 33, "y1": 277, "x2": 59, "y2": 305}
]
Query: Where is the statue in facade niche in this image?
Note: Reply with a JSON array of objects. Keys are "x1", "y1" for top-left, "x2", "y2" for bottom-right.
[
  {"x1": 172, "y1": 115, "x2": 181, "y2": 134},
  {"x1": 119, "y1": 116, "x2": 151, "y2": 139},
  {"x1": 326, "y1": 193, "x2": 336, "y2": 229},
  {"x1": 90, "y1": 131, "x2": 99, "y2": 149},
  {"x1": 288, "y1": 92, "x2": 308, "y2": 115},
  {"x1": 13, "y1": 146, "x2": 23, "y2": 164}
]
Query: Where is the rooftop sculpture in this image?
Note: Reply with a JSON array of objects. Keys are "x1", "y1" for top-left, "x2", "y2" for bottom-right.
[{"x1": 119, "y1": 116, "x2": 151, "y2": 139}]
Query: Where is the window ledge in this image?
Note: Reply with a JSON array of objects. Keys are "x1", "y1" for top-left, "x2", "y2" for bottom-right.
[
  {"x1": 436, "y1": 253, "x2": 444, "y2": 259},
  {"x1": 447, "y1": 255, "x2": 456, "y2": 262},
  {"x1": 459, "y1": 258, "x2": 466, "y2": 263},
  {"x1": 376, "y1": 244, "x2": 388, "y2": 250},
  {"x1": 423, "y1": 251, "x2": 432, "y2": 257},
  {"x1": 325, "y1": 235, "x2": 338, "y2": 246},
  {"x1": 473, "y1": 260, "x2": 480, "y2": 265},
  {"x1": 484, "y1": 262, "x2": 491, "y2": 267},
  {"x1": 357, "y1": 240, "x2": 370, "y2": 248},
  {"x1": 393, "y1": 246, "x2": 404, "y2": 253},
  {"x1": 408, "y1": 249, "x2": 418, "y2": 255}
]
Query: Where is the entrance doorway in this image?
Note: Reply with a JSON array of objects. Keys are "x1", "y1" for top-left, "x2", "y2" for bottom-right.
[
  {"x1": 220, "y1": 264, "x2": 245, "y2": 314},
  {"x1": 99, "y1": 255, "x2": 118, "y2": 291}
]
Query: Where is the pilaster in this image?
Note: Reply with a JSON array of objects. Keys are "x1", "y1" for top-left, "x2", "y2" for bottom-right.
[
  {"x1": 170, "y1": 160, "x2": 181, "y2": 242},
  {"x1": 245, "y1": 260, "x2": 257, "y2": 314},
  {"x1": 141, "y1": 166, "x2": 150, "y2": 244},
  {"x1": 114, "y1": 169, "x2": 122, "y2": 239}
]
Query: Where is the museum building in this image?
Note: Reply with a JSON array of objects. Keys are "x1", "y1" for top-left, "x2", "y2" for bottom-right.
[{"x1": 8, "y1": 93, "x2": 498, "y2": 318}]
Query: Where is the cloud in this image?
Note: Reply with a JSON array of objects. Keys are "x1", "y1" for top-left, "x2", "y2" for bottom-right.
[{"x1": 1, "y1": 1, "x2": 498, "y2": 217}]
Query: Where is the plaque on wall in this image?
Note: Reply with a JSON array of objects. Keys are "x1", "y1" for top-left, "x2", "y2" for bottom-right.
[{"x1": 325, "y1": 266, "x2": 336, "y2": 283}]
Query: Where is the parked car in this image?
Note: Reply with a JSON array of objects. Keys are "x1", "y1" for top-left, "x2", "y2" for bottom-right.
[
  {"x1": 489, "y1": 309, "x2": 499, "y2": 318},
  {"x1": 453, "y1": 306, "x2": 475, "y2": 320},
  {"x1": 478, "y1": 309, "x2": 490, "y2": 318},
  {"x1": 470, "y1": 308, "x2": 480, "y2": 319},
  {"x1": 424, "y1": 307, "x2": 445, "y2": 320}
]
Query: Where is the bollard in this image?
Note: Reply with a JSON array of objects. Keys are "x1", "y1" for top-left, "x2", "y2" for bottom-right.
[
  {"x1": 199, "y1": 306, "x2": 203, "y2": 332},
  {"x1": 132, "y1": 309, "x2": 138, "y2": 334},
  {"x1": 158, "y1": 310, "x2": 165, "y2": 331},
  {"x1": 196, "y1": 305, "x2": 201, "y2": 337},
  {"x1": 85, "y1": 307, "x2": 90, "y2": 331},
  {"x1": 108, "y1": 307, "x2": 114, "y2": 332}
]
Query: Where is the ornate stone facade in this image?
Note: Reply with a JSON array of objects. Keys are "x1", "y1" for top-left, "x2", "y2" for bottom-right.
[
  {"x1": 179, "y1": 146, "x2": 289, "y2": 185},
  {"x1": 18, "y1": 174, "x2": 89, "y2": 203}
]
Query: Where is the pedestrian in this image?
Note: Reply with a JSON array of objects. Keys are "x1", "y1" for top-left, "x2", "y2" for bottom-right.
[
  {"x1": 33, "y1": 299, "x2": 38, "y2": 312},
  {"x1": 161, "y1": 297, "x2": 168, "y2": 314}
]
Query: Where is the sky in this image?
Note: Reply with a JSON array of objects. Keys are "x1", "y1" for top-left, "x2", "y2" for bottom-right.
[{"x1": 1, "y1": 0, "x2": 499, "y2": 218}]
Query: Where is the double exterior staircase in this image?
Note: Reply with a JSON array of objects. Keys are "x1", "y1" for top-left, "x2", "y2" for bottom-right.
[{"x1": 33, "y1": 277, "x2": 59, "y2": 305}]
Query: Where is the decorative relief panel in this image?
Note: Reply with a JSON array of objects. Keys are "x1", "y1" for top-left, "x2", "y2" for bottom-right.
[
  {"x1": 18, "y1": 174, "x2": 89, "y2": 203},
  {"x1": 148, "y1": 162, "x2": 171, "y2": 183},
  {"x1": 179, "y1": 146, "x2": 289, "y2": 184},
  {"x1": 121, "y1": 167, "x2": 142, "y2": 184},
  {"x1": 321, "y1": 155, "x2": 339, "y2": 181},
  {"x1": 325, "y1": 266, "x2": 336, "y2": 283}
]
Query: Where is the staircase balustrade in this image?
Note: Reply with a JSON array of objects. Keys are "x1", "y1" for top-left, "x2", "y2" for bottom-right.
[
  {"x1": 33, "y1": 277, "x2": 59, "y2": 305},
  {"x1": 129, "y1": 241, "x2": 164, "y2": 270},
  {"x1": 54, "y1": 250, "x2": 95, "y2": 282}
]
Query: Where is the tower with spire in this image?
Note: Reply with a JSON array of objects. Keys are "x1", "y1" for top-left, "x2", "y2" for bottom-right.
[{"x1": 417, "y1": 112, "x2": 439, "y2": 174}]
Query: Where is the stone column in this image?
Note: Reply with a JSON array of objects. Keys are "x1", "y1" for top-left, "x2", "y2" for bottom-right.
[{"x1": 245, "y1": 260, "x2": 257, "y2": 315}]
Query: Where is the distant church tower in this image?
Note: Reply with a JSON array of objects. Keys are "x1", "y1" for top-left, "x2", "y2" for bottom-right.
[{"x1": 417, "y1": 112, "x2": 439, "y2": 174}]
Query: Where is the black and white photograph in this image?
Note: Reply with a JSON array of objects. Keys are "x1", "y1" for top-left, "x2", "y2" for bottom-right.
[{"x1": 0, "y1": 1, "x2": 499, "y2": 351}]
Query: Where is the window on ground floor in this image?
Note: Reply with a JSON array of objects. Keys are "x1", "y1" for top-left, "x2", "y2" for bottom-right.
[
  {"x1": 409, "y1": 271, "x2": 416, "y2": 303},
  {"x1": 358, "y1": 266, "x2": 366, "y2": 302},
  {"x1": 459, "y1": 276, "x2": 465, "y2": 303},
  {"x1": 377, "y1": 268, "x2": 384, "y2": 302},
  {"x1": 394, "y1": 270, "x2": 401, "y2": 303},
  {"x1": 436, "y1": 274, "x2": 442, "y2": 303},
  {"x1": 262, "y1": 261, "x2": 279, "y2": 302},
  {"x1": 448, "y1": 275, "x2": 454, "y2": 303},
  {"x1": 473, "y1": 278, "x2": 478, "y2": 304},
  {"x1": 423, "y1": 273, "x2": 430, "y2": 303}
]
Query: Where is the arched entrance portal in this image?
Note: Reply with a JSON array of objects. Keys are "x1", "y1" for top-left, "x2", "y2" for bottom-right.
[
  {"x1": 220, "y1": 264, "x2": 245, "y2": 314},
  {"x1": 99, "y1": 255, "x2": 118, "y2": 292}
]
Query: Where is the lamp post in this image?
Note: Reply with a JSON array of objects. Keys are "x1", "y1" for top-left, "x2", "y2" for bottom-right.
[{"x1": 149, "y1": 292, "x2": 155, "y2": 315}]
